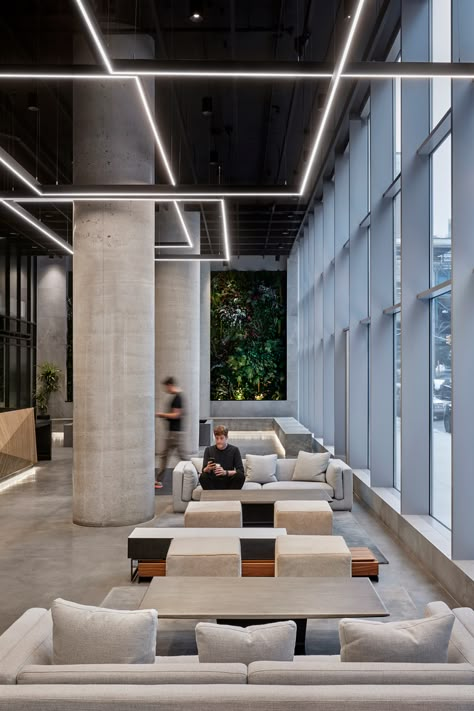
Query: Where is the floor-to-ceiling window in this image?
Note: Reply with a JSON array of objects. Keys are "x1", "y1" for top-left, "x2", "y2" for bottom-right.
[{"x1": 393, "y1": 189, "x2": 401, "y2": 490}]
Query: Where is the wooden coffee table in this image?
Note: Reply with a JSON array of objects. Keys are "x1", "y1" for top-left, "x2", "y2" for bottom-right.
[
  {"x1": 140, "y1": 576, "x2": 388, "y2": 654},
  {"x1": 200, "y1": 489, "x2": 332, "y2": 526}
]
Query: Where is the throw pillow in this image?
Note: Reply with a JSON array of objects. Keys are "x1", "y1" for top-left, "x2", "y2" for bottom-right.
[
  {"x1": 196, "y1": 621, "x2": 296, "y2": 664},
  {"x1": 292, "y1": 451, "x2": 331, "y2": 482},
  {"x1": 326, "y1": 460, "x2": 344, "y2": 499},
  {"x1": 182, "y1": 462, "x2": 199, "y2": 500},
  {"x1": 191, "y1": 457, "x2": 204, "y2": 473},
  {"x1": 245, "y1": 454, "x2": 278, "y2": 484},
  {"x1": 339, "y1": 612, "x2": 455, "y2": 663},
  {"x1": 51, "y1": 599, "x2": 158, "y2": 665}
]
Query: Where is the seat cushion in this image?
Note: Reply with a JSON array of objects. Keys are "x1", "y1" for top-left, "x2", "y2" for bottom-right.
[
  {"x1": 166, "y1": 537, "x2": 241, "y2": 577},
  {"x1": 292, "y1": 451, "x2": 331, "y2": 482},
  {"x1": 196, "y1": 621, "x2": 296, "y2": 664},
  {"x1": 339, "y1": 612, "x2": 455, "y2": 663},
  {"x1": 51, "y1": 599, "x2": 157, "y2": 665},
  {"x1": 245, "y1": 454, "x2": 278, "y2": 484},
  {"x1": 262, "y1": 481, "x2": 334, "y2": 497}
]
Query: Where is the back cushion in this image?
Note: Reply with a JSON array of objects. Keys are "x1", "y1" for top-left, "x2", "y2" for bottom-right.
[
  {"x1": 51, "y1": 599, "x2": 157, "y2": 665},
  {"x1": 292, "y1": 451, "x2": 331, "y2": 482},
  {"x1": 245, "y1": 454, "x2": 278, "y2": 484},
  {"x1": 326, "y1": 461, "x2": 344, "y2": 499},
  {"x1": 339, "y1": 613, "x2": 455, "y2": 663},
  {"x1": 18, "y1": 663, "x2": 248, "y2": 685},
  {"x1": 191, "y1": 458, "x2": 204, "y2": 473},
  {"x1": 196, "y1": 621, "x2": 296, "y2": 664},
  {"x1": 275, "y1": 460, "x2": 296, "y2": 481}
]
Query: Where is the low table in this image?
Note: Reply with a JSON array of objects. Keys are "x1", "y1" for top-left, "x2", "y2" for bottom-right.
[
  {"x1": 128, "y1": 527, "x2": 287, "y2": 581},
  {"x1": 139, "y1": 576, "x2": 388, "y2": 654},
  {"x1": 200, "y1": 489, "x2": 332, "y2": 527}
]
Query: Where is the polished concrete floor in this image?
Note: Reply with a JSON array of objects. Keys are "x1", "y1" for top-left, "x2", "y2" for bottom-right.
[{"x1": 0, "y1": 441, "x2": 459, "y2": 636}]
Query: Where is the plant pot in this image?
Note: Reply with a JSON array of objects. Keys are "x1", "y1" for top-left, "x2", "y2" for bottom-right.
[
  {"x1": 35, "y1": 419, "x2": 52, "y2": 460},
  {"x1": 36, "y1": 413, "x2": 51, "y2": 420}
]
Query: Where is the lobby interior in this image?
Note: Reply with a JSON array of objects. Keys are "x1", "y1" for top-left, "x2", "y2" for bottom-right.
[{"x1": 0, "y1": 0, "x2": 474, "y2": 702}]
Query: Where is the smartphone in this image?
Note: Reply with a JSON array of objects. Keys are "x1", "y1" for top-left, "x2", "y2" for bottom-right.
[{"x1": 208, "y1": 457, "x2": 215, "y2": 465}]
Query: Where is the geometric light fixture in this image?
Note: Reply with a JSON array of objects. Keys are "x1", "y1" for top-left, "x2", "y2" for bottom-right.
[{"x1": 0, "y1": 200, "x2": 73, "y2": 255}]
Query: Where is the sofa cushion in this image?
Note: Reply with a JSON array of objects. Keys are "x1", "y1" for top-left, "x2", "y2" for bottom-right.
[
  {"x1": 247, "y1": 661, "x2": 474, "y2": 685},
  {"x1": 18, "y1": 663, "x2": 248, "y2": 685},
  {"x1": 182, "y1": 462, "x2": 199, "y2": 501},
  {"x1": 51, "y1": 599, "x2": 157, "y2": 665},
  {"x1": 292, "y1": 451, "x2": 331, "y2": 482},
  {"x1": 262, "y1": 481, "x2": 334, "y2": 497},
  {"x1": 339, "y1": 612, "x2": 455, "y2": 663},
  {"x1": 245, "y1": 454, "x2": 278, "y2": 484},
  {"x1": 196, "y1": 621, "x2": 296, "y2": 664},
  {"x1": 274, "y1": 459, "x2": 297, "y2": 481},
  {"x1": 192, "y1": 481, "x2": 260, "y2": 499},
  {"x1": 326, "y1": 460, "x2": 344, "y2": 500}
]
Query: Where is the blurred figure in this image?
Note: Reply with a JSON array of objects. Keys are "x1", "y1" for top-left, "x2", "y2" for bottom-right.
[
  {"x1": 155, "y1": 377, "x2": 186, "y2": 490},
  {"x1": 199, "y1": 425, "x2": 245, "y2": 490}
]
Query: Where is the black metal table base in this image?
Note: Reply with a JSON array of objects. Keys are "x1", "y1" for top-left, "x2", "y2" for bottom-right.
[{"x1": 216, "y1": 617, "x2": 307, "y2": 655}]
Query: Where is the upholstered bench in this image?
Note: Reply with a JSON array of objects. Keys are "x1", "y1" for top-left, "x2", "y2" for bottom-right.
[
  {"x1": 275, "y1": 535, "x2": 351, "y2": 577},
  {"x1": 184, "y1": 500, "x2": 242, "y2": 528},
  {"x1": 274, "y1": 500, "x2": 333, "y2": 535},
  {"x1": 166, "y1": 536, "x2": 242, "y2": 577}
]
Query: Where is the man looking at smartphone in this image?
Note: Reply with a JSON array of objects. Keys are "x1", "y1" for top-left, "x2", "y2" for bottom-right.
[{"x1": 199, "y1": 425, "x2": 245, "y2": 490}]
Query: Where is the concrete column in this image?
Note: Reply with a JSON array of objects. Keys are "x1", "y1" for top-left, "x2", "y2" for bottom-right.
[
  {"x1": 200, "y1": 262, "x2": 211, "y2": 419},
  {"x1": 72, "y1": 35, "x2": 155, "y2": 526},
  {"x1": 36, "y1": 256, "x2": 72, "y2": 419},
  {"x1": 155, "y1": 210, "x2": 200, "y2": 458}
]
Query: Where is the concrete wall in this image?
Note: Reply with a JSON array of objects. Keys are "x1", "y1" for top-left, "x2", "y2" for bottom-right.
[{"x1": 36, "y1": 256, "x2": 72, "y2": 419}]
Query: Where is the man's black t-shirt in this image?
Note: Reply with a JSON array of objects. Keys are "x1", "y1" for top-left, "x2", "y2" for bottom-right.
[
  {"x1": 169, "y1": 393, "x2": 183, "y2": 432},
  {"x1": 202, "y1": 444, "x2": 244, "y2": 477}
]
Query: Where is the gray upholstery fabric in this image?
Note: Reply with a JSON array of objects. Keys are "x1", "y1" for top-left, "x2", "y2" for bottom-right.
[
  {"x1": 51, "y1": 599, "x2": 157, "y2": 665},
  {"x1": 166, "y1": 537, "x2": 241, "y2": 577},
  {"x1": 274, "y1": 500, "x2": 333, "y2": 535},
  {"x1": 182, "y1": 463, "x2": 199, "y2": 501},
  {"x1": 18, "y1": 663, "x2": 247, "y2": 685},
  {"x1": 2, "y1": 684, "x2": 474, "y2": 711},
  {"x1": 184, "y1": 501, "x2": 242, "y2": 528},
  {"x1": 339, "y1": 612, "x2": 455, "y2": 663},
  {"x1": 275, "y1": 535, "x2": 351, "y2": 577},
  {"x1": 292, "y1": 451, "x2": 331, "y2": 482},
  {"x1": 426, "y1": 602, "x2": 474, "y2": 665},
  {"x1": 191, "y1": 457, "x2": 204, "y2": 473},
  {"x1": 247, "y1": 661, "x2": 474, "y2": 685},
  {"x1": 245, "y1": 454, "x2": 278, "y2": 484},
  {"x1": 263, "y1": 481, "x2": 334, "y2": 495},
  {"x1": 325, "y1": 461, "x2": 344, "y2": 500},
  {"x1": 0, "y1": 609, "x2": 53, "y2": 684},
  {"x1": 196, "y1": 621, "x2": 296, "y2": 664}
]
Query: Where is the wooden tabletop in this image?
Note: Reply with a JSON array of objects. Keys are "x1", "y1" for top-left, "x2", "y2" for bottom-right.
[
  {"x1": 200, "y1": 489, "x2": 332, "y2": 503},
  {"x1": 129, "y1": 527, "x2": 287, "y2": 540},
  {"x1": 140, "y1": 576, "x2": 388, "y2": 620}
]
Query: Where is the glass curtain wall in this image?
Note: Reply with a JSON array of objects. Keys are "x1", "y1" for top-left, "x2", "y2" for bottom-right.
[{"x1": 430, "y1": 0, "x2": 451, "y2": 127}]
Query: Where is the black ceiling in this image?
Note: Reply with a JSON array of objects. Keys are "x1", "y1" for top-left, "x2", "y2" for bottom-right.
[{"x1": 0, "y1": 1, "x2": 396, "y2": 257}]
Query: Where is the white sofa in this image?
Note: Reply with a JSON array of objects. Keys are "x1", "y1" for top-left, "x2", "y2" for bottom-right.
[
  {"x1": 0, "y1": 602, "x2": 474, "y2": 709},
  {"x1": 172, "y1": 457, "x2": 353, "y2": 513}
]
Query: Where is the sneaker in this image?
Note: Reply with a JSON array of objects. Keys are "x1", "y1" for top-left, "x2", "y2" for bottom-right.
[{"x1": 154, "y1": 482, "x2": 163, "y2": 489}]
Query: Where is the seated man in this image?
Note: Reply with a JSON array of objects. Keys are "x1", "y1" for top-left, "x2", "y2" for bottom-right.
[{"x1": 199, "y1": 425, "x2": 245, "y2": 490}]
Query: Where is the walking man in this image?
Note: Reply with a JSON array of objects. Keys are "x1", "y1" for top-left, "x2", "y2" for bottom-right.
[{"x1": 155, "y1": 377, "x2": 186, "y2": 490}]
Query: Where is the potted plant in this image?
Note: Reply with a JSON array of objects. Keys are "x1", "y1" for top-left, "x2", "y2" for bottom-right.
[{"x1": 35, "y1": 361, "x2": 62, "y2": 419}]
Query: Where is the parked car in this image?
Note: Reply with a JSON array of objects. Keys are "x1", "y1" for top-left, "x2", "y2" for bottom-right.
[{"x1": 444, "y1": 402, "x2": 452, "y2": 433}]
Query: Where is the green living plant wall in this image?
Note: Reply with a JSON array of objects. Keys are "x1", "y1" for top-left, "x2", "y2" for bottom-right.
[{"x1": 211, "y1": 270, "x2": 287, "y2": 401}]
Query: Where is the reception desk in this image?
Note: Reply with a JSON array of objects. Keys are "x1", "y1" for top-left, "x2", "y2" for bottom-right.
[{"x1": 0, "y1": 408, "x2": 37, "y2": 482}]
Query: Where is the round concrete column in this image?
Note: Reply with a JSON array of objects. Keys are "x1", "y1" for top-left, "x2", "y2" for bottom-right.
[
  {"x1": 72, "y1": 35, "x2": 155, "y2": 526},
  {"x1": 155, "y1": 210, "x2": 200, "y2": 457}
]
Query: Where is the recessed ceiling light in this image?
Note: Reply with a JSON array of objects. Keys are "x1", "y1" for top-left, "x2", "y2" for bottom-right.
[{"x1": 189, "y1": 0, "x2": 204, "y2": 22}]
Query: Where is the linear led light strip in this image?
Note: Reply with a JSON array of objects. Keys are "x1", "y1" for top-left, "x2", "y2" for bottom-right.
[
  {"x1": 155, "y1": 200, "x2": 230, "y2": 262},
  {"x1": 299, "y1": 0, "x2": 367, "y2": 194},
  {"x1": 0, "y1": 157, "x2": 42, "y2": 195},
  {"x1": 0, "y1": 200, "x2": 74, "y2": 255},
  {"x1": 73, "y1": 0, "x2": 192, "y2": 249}
]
